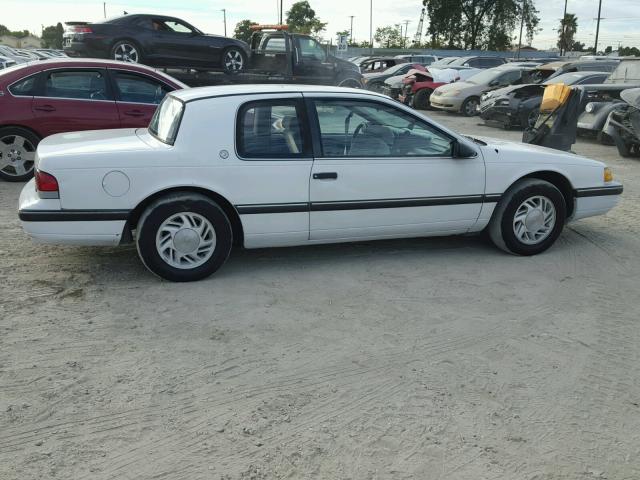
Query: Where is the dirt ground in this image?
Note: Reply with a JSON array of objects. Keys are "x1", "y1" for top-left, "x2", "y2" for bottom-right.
[{"x1": 1, "y1": 110, "x2": 640, "y2": 480}]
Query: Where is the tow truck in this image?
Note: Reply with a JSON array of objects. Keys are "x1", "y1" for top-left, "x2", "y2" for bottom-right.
[{"x1": 169, "y1": 25, "x2": 363, "y2": 88}]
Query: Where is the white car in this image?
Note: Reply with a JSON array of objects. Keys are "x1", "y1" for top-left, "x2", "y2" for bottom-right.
[{"x1": 18, "y1": 85, "x2": 623, "y2": 281}]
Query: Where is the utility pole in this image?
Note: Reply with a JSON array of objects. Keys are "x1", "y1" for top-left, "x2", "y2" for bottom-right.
[
  {"x1": 280, "y1": 0, "x2": 284, "y2": 24},
  {"x1": 517, "y1": 0, "x2": 526, "y2": 59},
  {"x1": 560, "y1": 0, "x2": 568, "y2": 56},
  {"x1": 403, "y1": 20, "x2": 410, "y2": 48},
  {"x1": 594, "y1": 0, "x2": 603, "y2": 55},
  {"x1": 349, "y1": 16, "x2": 355, "y2": 43},
  {"x1": 221, "y1": 9, "x2": 226, "y2": 36},
  {"x1": 369, "y1": 0, "x2": 373, "y2": 54},
  {"x1": 103, "y1": 2, "x2": 106, "y2": 19}
]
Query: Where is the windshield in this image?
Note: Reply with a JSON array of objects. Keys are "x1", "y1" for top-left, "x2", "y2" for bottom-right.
[
  {"x1": 543, "y1": 72, "x2": 598, "y2": 85},
  {"x1": 606, "y1": 61, "x2": 640, "y2": 84},
  {"x1": 381, "y1": 63, "x2": 409, "y2": 75},
  {"x1": 149, "y1": 96, "x2": 184, "y2": 145},
  {"x1": 465, "y1": 68, "x2": 502, "y2": 85}
]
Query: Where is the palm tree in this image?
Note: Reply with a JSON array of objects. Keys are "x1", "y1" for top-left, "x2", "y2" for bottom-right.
[{"x1": 557, "y1": 13, "x2": 578, "y2": 53}]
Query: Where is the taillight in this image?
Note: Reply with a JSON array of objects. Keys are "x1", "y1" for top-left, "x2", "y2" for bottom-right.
[
  {"x1": 35, "y1": 169, "x2": 59, "y2": 198},
  {"x1": 72, "y1": 26, "x2": 93, "y2": 34}
]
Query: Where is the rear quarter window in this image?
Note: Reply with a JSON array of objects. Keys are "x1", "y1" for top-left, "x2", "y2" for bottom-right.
[{"x1": 9, "y1": 74, "x2": 39, "y2": 96}]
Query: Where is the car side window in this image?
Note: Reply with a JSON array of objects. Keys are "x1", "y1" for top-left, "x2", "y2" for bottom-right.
[
  {"x1": 163, "y1": 21, "x2": 194, "y2": 34},
  {"x1": 498, "y1": 70, "x2": 522, "y2": 85},
  {"x1": 9, "y1": 74, "x2": 38, "y2": 96},
  {"x1": 237, "y1": 100, "x2": 310, "y2": 159},
  {"x1": 112, "y1": 71, "x2": 170, "y2": 104},
  {"x1": 298, "y1": 38, "x2": 325, "y2": 61},
  {"x1": 43, "y1": 70, "x2": 108, "y2": 100},
  {"x1": 313, "y1": 99, "x2": 453, "y2": 158},
  {"x1": 263, "y1": 37, "x2": 286, "y2": 52}
]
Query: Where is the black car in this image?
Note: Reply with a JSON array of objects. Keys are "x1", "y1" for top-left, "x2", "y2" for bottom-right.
[
  {"x1": 479, "y1": 71, "x2": 610, "y2": 129},
  {"x1": 63, "y1": 14, "x2": 250, "y2": 73}
]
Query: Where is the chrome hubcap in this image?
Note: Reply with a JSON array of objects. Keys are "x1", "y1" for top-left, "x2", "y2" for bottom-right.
[
  {"x1": 156, "y1": 212, "x2": 216, "y2": 269},
  {"x1": 0, "y1": 135, "x2": 35, "y2": 177},
  {"x1": 465, "y1": 99, "x2": 479, "y2": 115},
  {"x1": 513, "y1": 196, "x2": 556, "y2": 245},
  {"x1": 114, "y1": 44, "x2": 139, "y2": 63},
  {"x1": 224, "y1": 50, "x2": 243, "y2": 70}
]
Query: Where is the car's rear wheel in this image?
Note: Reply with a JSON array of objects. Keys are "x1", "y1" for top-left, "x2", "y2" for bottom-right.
[
  {"x1": 0, "y1": 127, "x2": 39, "y2": 182},
  {"x1": 136, "y1": 193, "x2": 233, "y2": 282},
  {"x1": 412, "y1": 88, "x2": 433, "y2": 110},
  {"x1": 111, "y1": 40, "x2": 142, "y2": 63},
  {"x1": 489, "y1": 179, "x2": 566, "y2": 256},
  {"x1": 337, "y1": 77, "x2": 363, "y2": 88},
  {"x1": 222, "y1": 47, "x2": 246, "y2": 74},
  {"x1": 461, "y1": 96, "x2": 480, "y2": 117}
]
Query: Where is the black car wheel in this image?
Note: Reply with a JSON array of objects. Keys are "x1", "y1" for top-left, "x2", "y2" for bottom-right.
[
  {"x1": 136, "y1": 193, "x2": 233, "y2": 282},
  {"x1": 111, "y1": 40, "x2": 142, "y2": 63},
  {"x1": 412, "y1": 89, "x2": 433, "y2": 110},
  {"x1": 489, "y1": 179, "x2": 566, "y2": 256},
  {"x1": 461, "y1": 97, "x2": 480, "y2": 117},
  {"x1": 0, "y1": 127, "x2": 39, "y2": 182},
  {"x1": 222, "y1": 47, "x2": 246, "y2": 74}
]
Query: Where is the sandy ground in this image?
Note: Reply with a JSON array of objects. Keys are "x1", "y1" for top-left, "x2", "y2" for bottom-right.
[{"x1": 1, "y1": 111, "x2": 640, "y2": 480}]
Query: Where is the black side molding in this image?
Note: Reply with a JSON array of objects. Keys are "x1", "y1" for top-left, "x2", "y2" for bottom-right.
[
  {"x1": 574, "y1": 185, "x2": 623, "y2": 198},
  {"x1": 19, "y1": 210, "x2": 131, "y2": 222}
]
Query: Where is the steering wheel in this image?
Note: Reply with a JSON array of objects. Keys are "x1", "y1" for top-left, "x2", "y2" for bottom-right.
[
  {"x1": 90, "y1": 90, "x2": 106, "y2": 100},
  {"x1": 349, "y1": 122, "x2": 369, "y2": 153}
]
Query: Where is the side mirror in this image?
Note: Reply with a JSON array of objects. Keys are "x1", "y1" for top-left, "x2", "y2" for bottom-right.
[{"x1": 452, "y1": 140, "x2": 477, "y2": 158}]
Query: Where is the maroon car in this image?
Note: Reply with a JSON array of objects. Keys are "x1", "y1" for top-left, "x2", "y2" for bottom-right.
[{"x1": 0, "y1": 58, "x2": 186, "y2": 181}]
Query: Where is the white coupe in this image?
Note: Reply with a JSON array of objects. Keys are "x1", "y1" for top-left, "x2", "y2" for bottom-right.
[{"x1": 18, "y1": 85, "x2": 623, "y2": 281}]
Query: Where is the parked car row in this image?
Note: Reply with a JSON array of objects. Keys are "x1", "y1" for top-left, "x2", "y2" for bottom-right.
[{"x1": 0, "y1": 45, "x2": 67, "y2": 65}]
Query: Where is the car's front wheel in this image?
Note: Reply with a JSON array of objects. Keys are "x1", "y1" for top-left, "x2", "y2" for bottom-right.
[
  {"x1": 222, "y1": 47, "x2": 246, "y2": 74},
  {"x1": 136, "y1": 193, "x2": 233, "y2": 282},
  {"x1": 412, "y1": 88, "x2": 433, "y2": 110},
  {"x1": 461, "y1": 96, "x2": 480, "y2": 117},
  {"x1": 0, "y1": 127, "x2": 39, "y2": 182},
  {"x1": 489, "y1": 179, "x2": 566, "y2": 256}
]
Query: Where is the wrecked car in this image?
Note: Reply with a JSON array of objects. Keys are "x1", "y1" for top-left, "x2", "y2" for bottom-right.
[
  {"x1": 479, "y1": 71, "x2": 609, "y2": 130},
  {"x1": 603, "y1": 88, "x2": 640, "y2": 157},
  {"x1": 577, "y1": 59, "x2": 640, "y2": 141},
  {"x1": 363, "y1": 63, "x2": 427, "y2": 93}
]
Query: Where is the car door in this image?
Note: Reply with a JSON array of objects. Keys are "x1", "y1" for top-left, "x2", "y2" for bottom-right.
[
  {"x1": 306, "y1": 95, "x2": 485, "y2": 241},
  {"x1": 149, "y1": 18, "x2": 210, "y2": 67},
  {"x1": 234, "y1": 95, "x2": 314, "y2": 247},
  {"x1": 109, "y1": 69, "x2": 173, "y2": 127},
  {"x1": 31, "y1": 68, "x2": 119, "y2": 136},
  {"x1": 293, "y1": 36, "x2": 334, "y2": 84}
]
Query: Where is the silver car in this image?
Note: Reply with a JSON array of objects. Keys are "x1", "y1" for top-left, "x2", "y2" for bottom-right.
[{"x1": 430, "y1": 67, "x2": 532, "y2": 116}]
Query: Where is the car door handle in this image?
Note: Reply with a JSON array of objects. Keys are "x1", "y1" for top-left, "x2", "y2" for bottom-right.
[
  {"x1": 313, "y1": 172, "x2": 338, "y2": 180},
  {"x1": 124, "y1": 110, "x2": 146, "y2": 117},
  {"x1": 34, "y1": 105, "x2": 56, "y2": 112}
]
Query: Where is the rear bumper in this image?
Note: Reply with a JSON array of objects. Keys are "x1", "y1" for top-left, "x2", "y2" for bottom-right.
[
  {"x1": 63, "y1": 36, "x2": 110, "y2": 58},
  {"x1": 571, "y1": 184, "x2": 623, "y2": 221},
  {"x1": 18, "y1": 179, "x2": 126, "y2": 246}
]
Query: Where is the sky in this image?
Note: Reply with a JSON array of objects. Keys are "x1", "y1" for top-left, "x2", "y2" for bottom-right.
[{"x1": 4, "y1": 0, "x2": 640, "y2": 51}]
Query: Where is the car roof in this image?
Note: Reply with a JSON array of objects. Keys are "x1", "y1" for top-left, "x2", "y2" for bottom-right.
[
  {"x1": 170, "y1": 84, "x2": 388, "y2": 103},
  {"x1": 0, "y1": 58, "x2": 187, "y2": 87}
]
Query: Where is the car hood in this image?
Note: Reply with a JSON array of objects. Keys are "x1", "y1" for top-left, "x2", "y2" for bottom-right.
[
  {"x1": 37, "y1": 128, "x2": 164, "y2": 170},
  {"x1": 435, "y1": 81, "x2": 478, "y2": 94},
  {"x1": 384, "y1": 74, "x2": 407, "y2": 87},
  {"x1": 474, "y1": 136, "x2": 603, "y2": 167}
]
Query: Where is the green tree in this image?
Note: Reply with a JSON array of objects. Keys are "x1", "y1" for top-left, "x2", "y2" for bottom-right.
[
  {"x1": 557, "y1": 13, "x2": 578, "y2": 53},
  {"x1": 374, "y1": 26, "x2": 402, "y2": 48},
  {"x1": 425, "y1": 0, "x2": 464, "y2": 49},
  {"x1": 0, "y1": 25, "x2": 10, "y2": 36},
  {"x1": 233, "y1": 19, "x2": 258, "y2": 44},
  {"x1": 285, "y1": 1, "x2": 327, "y2": 35},
  {"x1": 41, "y1": 23, "x2": 64, "y2": 49}
]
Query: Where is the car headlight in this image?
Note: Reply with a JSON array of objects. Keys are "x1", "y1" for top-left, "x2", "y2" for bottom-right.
[
  {"x1": 585, "y1": 102, "x2": 596, "y2": 113},
  {"x1": 604, "y1": 167, "x2": 613, "y2": 183}
]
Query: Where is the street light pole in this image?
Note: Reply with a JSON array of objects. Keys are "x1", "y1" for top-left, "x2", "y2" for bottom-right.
[
  {"x1": 403, "y1": 20, "x2": 410, "y2": 49},
  {"x1": 369, "y1": 0, "x2": 374, "y2": 54},
  {"x1": 349, "y1": 15, "x2": 354, "y2": 43},
  {"x1": 221, "y1": 9, "x2": 226, "y2": 36},
  {"x1": 280, "y1": 0, "x2": 284, "y2": 24},
  {"x1": 560, "y1": 0, "x2": 568, "y2": 56},
  {"x1": 594, "y1": 0, "x2": 603, "y2": 55},
  {"x1": 517, "y1": 0, "x2": 526, "y2": 59}
]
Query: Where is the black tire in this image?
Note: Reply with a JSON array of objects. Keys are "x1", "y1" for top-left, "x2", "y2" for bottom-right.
[
  {"x1": 337, "y1": 77, "x2": 363, "y2": 88},
  {"x1": 612, "y1": 135, "x2": 633, "y2": 158},
  {"x1": 136, "y1": 193, "x2": 233, "y2": 282},
  {"x1": 489, "y1": 179, "x2": 566, "y2": 256},
  {"x1": 110, "y1": 40, "x2": 143, "y2": 63},
  {"x1": 412, "y1": 89, "x2": 433, "y2": 110},
  {"x1": 221, "y1": 47, "x2": 247, "y2": 74},
  {"x1": 0, "y1": 127, "x2": 40, "y2": 182},
  {"x1": 461, "y1": 96, "x2": 480, "y2": 117}
]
